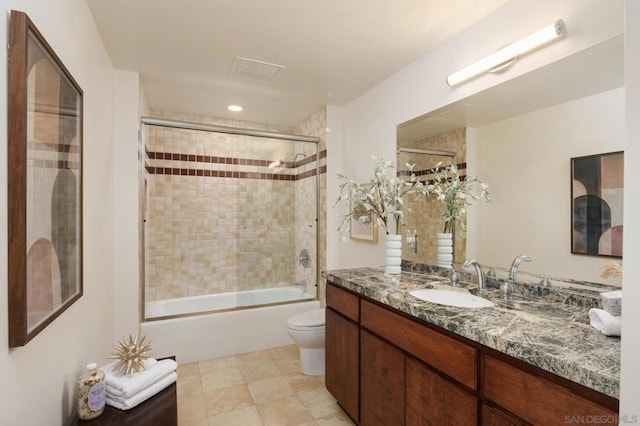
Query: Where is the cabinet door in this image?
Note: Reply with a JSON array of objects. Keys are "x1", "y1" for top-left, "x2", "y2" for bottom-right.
[
  {"x1": 361, "y1": 329, "x2": 405, "y2": 426},
  {"x1": 482, "y1": 404, "x2": 526, "y2": 426},
  {"x1": 406, "y1": 357, "x2": 477, "y2": 426},
  {"x1": 325, "y1": 308, "x2": 359, "y2": 423}
]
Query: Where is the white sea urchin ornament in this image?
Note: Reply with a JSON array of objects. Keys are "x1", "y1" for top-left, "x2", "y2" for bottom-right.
[{"x1": 109, "y1": 333, "x2": 152, "y2": 376}]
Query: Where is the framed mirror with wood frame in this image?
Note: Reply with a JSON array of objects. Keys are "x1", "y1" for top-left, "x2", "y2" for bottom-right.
[{"x1": 8, "y1": 10, "x2": 83, "y2": 347}]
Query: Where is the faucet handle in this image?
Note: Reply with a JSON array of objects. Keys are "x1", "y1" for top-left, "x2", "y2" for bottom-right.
[{"x1": 500, "y1": 281, "x2": 512, "y2": 299}]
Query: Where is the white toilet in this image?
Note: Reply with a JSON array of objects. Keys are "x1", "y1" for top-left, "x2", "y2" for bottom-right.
[{"x1": 286, "y1": 308, "x2": 326, "y2": 376}]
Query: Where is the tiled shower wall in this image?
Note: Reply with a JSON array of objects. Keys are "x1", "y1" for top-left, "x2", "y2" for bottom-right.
[
  {"x1": 144, "y1": 109, "x2": 326, "y2": 302},
  {"x1": 400, "y1": 128, "x2": 467, "y2": 266}
]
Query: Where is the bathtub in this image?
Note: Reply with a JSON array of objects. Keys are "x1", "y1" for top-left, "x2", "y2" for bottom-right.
[{"x1": 141, "y1": 286, "x2": 320, "y2": 363}]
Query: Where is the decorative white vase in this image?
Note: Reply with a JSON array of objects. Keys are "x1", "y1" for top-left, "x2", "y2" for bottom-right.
[
  {"x1": 385, "y1": 234, "x2": 402, "y2": 274},
  {"x1": 436, "y1": 233, "x2": 453, "y2": 269}
]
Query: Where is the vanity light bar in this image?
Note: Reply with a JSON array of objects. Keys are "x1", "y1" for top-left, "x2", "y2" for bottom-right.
[{"x1": 446, "y1": 19, "x2": 566, "y2": 87}]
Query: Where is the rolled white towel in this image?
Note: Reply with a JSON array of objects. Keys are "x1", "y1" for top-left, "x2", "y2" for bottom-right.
[
  {"x1": 589, "y1": 308, "x2": 621, "y2": 337},
  {"x1": 106, "y1": 371, "x2": 177, "y2": 410},
  {"x1": 102, "y1": 358, "x2": 177, "y2": 399}
]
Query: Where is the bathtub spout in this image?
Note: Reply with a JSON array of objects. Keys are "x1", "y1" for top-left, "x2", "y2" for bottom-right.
[{"x1": 295, "y1": 280, "x2": 307, "y2": 292}]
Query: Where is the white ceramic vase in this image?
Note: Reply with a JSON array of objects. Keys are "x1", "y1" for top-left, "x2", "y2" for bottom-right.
[
  {"x1": 436, "y1": 232, "x2": 453, "y2": 269},
  {"x1": 385, "y1": 234, "x2": 402, "y2": 274}
]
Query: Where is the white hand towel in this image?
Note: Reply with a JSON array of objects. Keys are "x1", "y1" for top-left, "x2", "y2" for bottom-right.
[
  {"x1": 105, "y1": 371, "x2": 173, "y2": 401},
  {"x1": 102, "y1": 358, "x2": 177, "y2": 399},
  {"x1": 589, "y1": 308, "x2": 621, "y2": 337},
  {"x1": 105, "y1": 371, "x2": 177, "y2": 411}
]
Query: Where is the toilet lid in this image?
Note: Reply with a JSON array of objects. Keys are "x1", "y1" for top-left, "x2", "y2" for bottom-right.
[{"x1": 287, "y1": 308, "x2": 325, "y2": 328}]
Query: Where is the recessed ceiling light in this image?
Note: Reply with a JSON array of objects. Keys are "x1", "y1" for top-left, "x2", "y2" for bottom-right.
[{"x1": 228, "y1": 105, "x2": 243, "y2": 112}]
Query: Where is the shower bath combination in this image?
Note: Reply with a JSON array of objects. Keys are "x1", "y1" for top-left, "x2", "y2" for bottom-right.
[{"x1": 139, "y1": 116, "x2": 322, "y2": 363}]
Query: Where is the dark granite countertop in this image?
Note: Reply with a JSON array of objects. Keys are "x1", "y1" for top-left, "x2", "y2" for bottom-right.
[{"x1": 325, "y1": 267, "x2": 620, "y2": 399}]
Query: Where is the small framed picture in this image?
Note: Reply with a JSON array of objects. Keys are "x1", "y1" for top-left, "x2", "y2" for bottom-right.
[
  {"x1": 571, "y1": 151, "x2": 623, "y2": 257},
  {"x1": 349, "y1": 190, "x2": 378, "y2": 243}
]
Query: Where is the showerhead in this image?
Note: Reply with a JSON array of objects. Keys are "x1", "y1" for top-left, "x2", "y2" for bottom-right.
[{"x1": 292, "y1": 153, "x2": 306, "y2": 162}]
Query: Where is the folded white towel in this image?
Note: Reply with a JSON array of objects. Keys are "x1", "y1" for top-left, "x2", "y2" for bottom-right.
[
  {"x1": 102, "y1": 358, "x2": 177, "y2": 399},
  {"x1": 105, "y1": 371, "x2": 173, "y2": 400},
  {"x1": 106, "y1": 372, "x2": 177, "y2": 410},
  {"x1": 589, "y1": 308, "x2": 621, "y2": 337}
]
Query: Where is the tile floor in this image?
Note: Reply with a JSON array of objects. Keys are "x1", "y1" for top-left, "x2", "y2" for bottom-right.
[{"x1": 176, "y1": 344, "x2": 356, "y2": 426}]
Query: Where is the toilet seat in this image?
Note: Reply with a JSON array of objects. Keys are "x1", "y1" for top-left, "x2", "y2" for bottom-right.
[{"x1": 287, "y1": 308, "x2": 325, "y2": 331}]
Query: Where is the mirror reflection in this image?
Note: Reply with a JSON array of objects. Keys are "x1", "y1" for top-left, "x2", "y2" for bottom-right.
[{"x1": 398, "y1": 36, "x2": 624, "y2": 285}]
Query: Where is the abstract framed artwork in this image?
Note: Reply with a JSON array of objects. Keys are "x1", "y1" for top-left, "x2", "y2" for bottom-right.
[
  {"x1": 349, "y1": 186, "x2": 378, "y2": 243},
  {"x1": 571, "y1": 151, "x2": 623, "y2": 257},
  {"x1": 8, "y1": 10, "x2": 83, "y2": 346}
]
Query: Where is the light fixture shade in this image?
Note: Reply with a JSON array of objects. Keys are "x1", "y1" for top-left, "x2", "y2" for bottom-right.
[{"x1": 446, "y1": 19, "x2": 566, "y2": 87}]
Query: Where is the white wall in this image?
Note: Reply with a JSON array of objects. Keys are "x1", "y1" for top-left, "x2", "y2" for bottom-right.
[
  {"x1": 620, "y1": 0, "x2": 640, "y2": 418},
  {"x1": 469, "y1": 88, "x2": 624, "y2": 283},
  {"x1": 112, "y1": 70, "x2": 141, "y2": 338},
  {"x1": 336, "y1": 0, "x2": 624, "y2": 269},
  {"x1": 325, "y1": 105, "x2": 345, "y2": 270},
  {"x1": 0, "y1": 1, "x2": 115, "y2": 424}
]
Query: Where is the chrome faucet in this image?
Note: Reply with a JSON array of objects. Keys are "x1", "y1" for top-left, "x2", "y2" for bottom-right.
[
  {"x1": 462, "y1": 259, "x2": 486, "y2": 291},
  {"x1": 509, "y1": 255, "x2": 531, "y2": 281}
]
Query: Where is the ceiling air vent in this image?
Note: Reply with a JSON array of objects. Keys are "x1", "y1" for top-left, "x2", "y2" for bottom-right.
[{"x1": 231, "y1": 56, "x2": 286, "y2": 83}]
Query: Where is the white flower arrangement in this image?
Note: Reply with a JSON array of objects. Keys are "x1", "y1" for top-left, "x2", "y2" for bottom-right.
[
  {"x1": 431, "y1": 162, "x2": 490, "y2": 235},
  {"x1": 336, "y1": 157, "x2": 430, "y2": 237}
]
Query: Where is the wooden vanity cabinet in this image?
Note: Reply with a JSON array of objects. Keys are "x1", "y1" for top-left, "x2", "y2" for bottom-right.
[
  {"x1": 325, "y1": 284, "x2": 360, "y2": 423},
  {"x1": 325, "y1": 281, "x2": 618, "y2": 426}
]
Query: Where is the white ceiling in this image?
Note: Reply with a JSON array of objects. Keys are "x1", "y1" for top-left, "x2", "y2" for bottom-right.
[{"x1": 86, "y1": 0, "x2": 509, "y2": 127}]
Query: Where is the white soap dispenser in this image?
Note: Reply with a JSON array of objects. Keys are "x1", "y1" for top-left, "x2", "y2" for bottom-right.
[{"x1": 77, "y1": 362, "x2": 106, "y2": 420}]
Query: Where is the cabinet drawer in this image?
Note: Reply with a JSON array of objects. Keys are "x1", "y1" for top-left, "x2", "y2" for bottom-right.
[
  {"x1": 361, "y1": 299, "x2": 476, "y2": 390},
  {"x1": 326, "y1": 283, "x2": 359, "y2": 322},
  {"x1": 483, "y1": 355, "x2": 617, "y2": 425}
]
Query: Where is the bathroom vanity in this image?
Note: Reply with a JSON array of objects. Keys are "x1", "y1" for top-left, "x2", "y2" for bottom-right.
[{"x1": 325, "y1": 268, "x2": 619, "y2": 425}]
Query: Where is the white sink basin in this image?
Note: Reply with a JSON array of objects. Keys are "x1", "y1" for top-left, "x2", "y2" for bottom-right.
[{"x1": 409, "y1": 288, "x2": 494, "y2": 308}]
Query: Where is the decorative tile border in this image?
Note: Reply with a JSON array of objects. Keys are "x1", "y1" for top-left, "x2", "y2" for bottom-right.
[{"x1": 144, "y1": 149, "x2": 327, "y2": 181}]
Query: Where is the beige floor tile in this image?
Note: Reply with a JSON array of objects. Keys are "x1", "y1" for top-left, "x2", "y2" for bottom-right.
[
  {"x1": 256, "y1": 396, "x2": 314, "y2": 426},
  {"x1": 178, "y1": 392, "x2": 207, "y2": 424},
  {"x1": 234, "y1": 350, "x2": 272, "y2": 365},
  {"x1": 199, "y1": 356, "x2": 237, "y2": 374},
  {"x1": 179, "y1": 418, "x2": 209, "y2": 426},
  {"x1": 315, "y1": 410, "x2": 356, "y2": 426},
  {"x1": 208, "y1": 405, "x2": 263, "y2": 426},
  {"x1": 247, "y1": 376, "x2": 295, "y2": 404},
  {"x1": 205, "y1": 384, "x2": 254, "y2": 416},
  {"x1": 274, "y1": 357, "x2": 302, "y2": 375},
  {"x1": 238, "y1": 359, "x2": 282, "y2": 383},
  {"x1": 178, "y1": 373, "x2": 203, "y2": 397},
  {"x1": 294, "y1": 422, "x2": 318, "y2": 426},
  {"x1": 201, "y1": 366, "x2": 245, "y2": 392},
  {"x1": 267, "y1": 344, "x2": 299, "y2": 361},
  {"x1": 178, "y1": 362, "x2": 201, "y2": 378},
  {"x1": 286, "y1": 373, "x2": 325, "y2": 394},
  {"x1": 298, "y1": 387, "x2": 340, "y2": 419}
]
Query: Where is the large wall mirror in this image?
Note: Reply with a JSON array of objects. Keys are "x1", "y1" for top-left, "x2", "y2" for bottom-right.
[
  {"x1": 397, "y1": 36, "x2": 624, "y2": 285},
  {"x1": 8, "y1": 10, "x2": 83, "y2": 347}
]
